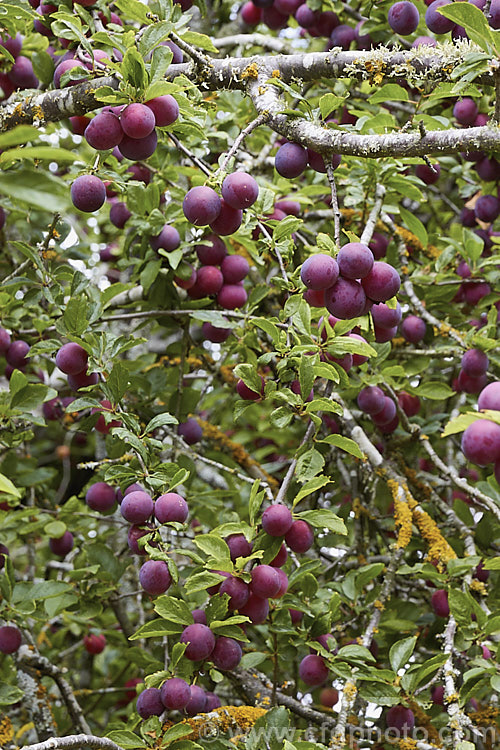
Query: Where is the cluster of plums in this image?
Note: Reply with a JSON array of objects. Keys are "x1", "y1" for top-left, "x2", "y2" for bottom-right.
[
  {"x1": 388, "y1": 0, "x2": 499, "y2": 38},
  {"x1": 71, "y1": 97, "x2": 179, "y2": 213},
  {"x1": 180, "y1": 234, "x2": 251, "y2": 311},
  {"x1": 0, "y1": 327, "x2": 31, "y2": 380},
  {"x1": 301, "y1": 243, "x2": 401, "y2": 321}
]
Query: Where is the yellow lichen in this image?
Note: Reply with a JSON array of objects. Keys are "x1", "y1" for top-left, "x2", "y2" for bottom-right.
[
  {"x1": 241, "y1": 63, "x2": 259, "y2": 80},
  {"x1": 0, "y1": 716, "x2": 14, "y2": 745},
  {"x1": 161, "y1": 705, "x2": 267, "y2": 742},
  {"x1": 470, "y1": 579, "x2": 487, "y2": 595}
]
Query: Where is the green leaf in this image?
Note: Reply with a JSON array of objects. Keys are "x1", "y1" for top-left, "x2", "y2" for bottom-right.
[
  {"x1": 437, "y1": 1, "x2": 497, "y2": 54},
  {"x1": 249, "y1": 480, "x2": 265, "y2": 527},
  {"x1": 296, "y1": 447, "x2": 324, "y2": 481},
  {"x1": 121, "y1": 46, "x2": 149, "y2": 90},
  {"x1": 321, "y1": 434, "x2": 364, "y2": 459},
  {"x1": 178, "y1": 30, "x2": 219, "y2": 53},
  {"x1": 295, "y1": 509, "x2": 346, "y2": 535},
  {"x1": 193, "y1": 534, "x2": 231, "y2": 562},
  {"x1": 113, "y1": 0, "x2": 151, "y2": 23},
  {"x1": 463, "y1": 227, "x2": 485, "y2": 263},
  {"x1": 0, "y1": 472, "x2": 21, "y2": 497},
  {"x1": 44, "y1": 520, "x2": 66, "y2": 538},
  {"x1": 399, "y1": 206, "x2": 428, "y2": 249},
  {"x1": 106, "y1": 362, "x2": 129, "y2": 403},
  {"x1": 154, "y1": 596, "x2": 194, "y2": 624},
  {"x1": 162, "y1": 724, "x2": 194, "y2": 745},
  {"x1": 61, "y1": 297, "x2": 89, "y2": 336},
  {"x1": 107, "y1": 730, "x2": 145, "y2": 749},
  {"x1": 336, "y1": 644, "x2": 376, "y2": 663},
  {"x1": 145, "y1": 412, "x2": 178, "y2": 433},
  {"x1": 0, "y1": 167, "x2": 69, "y2": 212},
  {"x1": 299, "y1": 353, "x2": 315, "y2": 401},
  {"x1": 416, "y1": 381, "x2": 455, "y2": 400},
  {"x1": 368, "y1": 84, "x2": 409, "y2": 104},
  {"x1": 11, "y1": 384, "x2": 51, "y2": 411},
  {"x1": 319, "y1": 93, "x2": 345, "y2": 120},
  {"x1": 0, "y1": 146, "x2": 78, "y2": 165},
  {"x1": 389, "y1": 636, "x2": 417, "y2": 673},
  {"x1": 293, "y1": 475, "x2": 331, "y2": 508},
  {"x1": 184, "y1": 571, "x2": 227, "y2": 595},
  {"x1": 0, "y1": 684, "x2": 25, "y2": 706},
  {"x1": 0, "y1": 126, "x2": 40, "y2": 149},
  {"x1": 441, "y1": 412, "x2": 478, "y2": 437},
  {"x1": 129, "y1": 618, "x2": 184, "y2": 640}
]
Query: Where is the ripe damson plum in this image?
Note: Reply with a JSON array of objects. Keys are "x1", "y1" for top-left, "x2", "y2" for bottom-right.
[
  {"x1": 398, "y1": 391, "x2": 420, "y2": 417},
  {"x1": 219, "y1": 575, "x2": 250, "y2": 610},
  {"x1": 196, "y1": 235, "x2": 227, "y2": 265},
  {"x1": 205, "y1": 692, "x2": 221, "y2": 711},
  {"x1": 401, "y1": 315, "x2": 426, "y2": 343},
  {"x1": 225, "y1": 534, "x2": 253, "y2": 561},
  {"x1": 83, "y1": 633, "x2": 106, "y2": 654},
  {"x1": 150, "y1": 225, "x2": 180, "y2": 252},
  {"x1": 91, "y1": 399, "x2": 121, "y2": 434},
  {"x1": 211, "y1": 637, "x2": 242, "y2": 670},
  {"x1": 478, "y1": 381, "x2": 500, "y2": 410},
  {"x1": 250, "y1": 564, "x2": 281, "y2": 598},
  {"x1": 85, "y1": 112, "x2": 123, "y2": 150},
  {"x1": 275, "y1": 198, "x2": 300, "y2": 215},
  {"x1": 145, "y1": 95, "x2": 179, "y2": 127},
  {"x1": 183, "y1": 186, "x2": 222, "y2": 226},
  {"x1": 241, "y1": 1, "x2": 263, "y2": 23},
  {"x1": 6, "y1": 340, "x2": 30, "y2": 369},
  {"x1": 68, "y1": 370, "x2": 98, "y2": 391},
  {"x1": 202, "y1": 322, "x2": 231, "y2": 343},
  {"x1": 127, "y1": 524, "x2": 154, "y2": 555},
  {"x1": 369, "y1": 233, "x2": 389, "y2": 259},
  {"x1": 185, "y1": 685, "x2": 207, "y2": 716},
  {"x1": 85, "y1": 482, "x2": 116, "y2": 512},
  {"x1": 118, "y1": 130, "x2": 158, "y2": 160},
  {"x1": 337, "y1": 242, "x2": 374, "y2": 280},
  {"x1": 285, "y1": 520, "x2": 314, "y2": 553},
  {"x1": 109, "y1": 201, "x2": 131, "y2": 228},
  {"x1": 461, "y1": 419, "x2": 500, "y2": 466},
  {"x1": 139, "y1": 560, "x2": 172, "y2": 595},
  {"x1": 386, "y1": 705, "x2": 415, "y2": 732},
  {"x1": 196, "y1": 266, "x2": 224, "y2": 296},
  {"x1": 262, "y1": 6, "x2": 288, "y2": 28},
  {"x1": 388, "y1": 1, "x2": 419, "y2": 34},
  {"x1": 320, "y1": 687, "x2": 339, "y2": 707},
  {"x1": 217, "y1": 284, "x2": 247, "y2": 309},
  {"x1": 431, "y1": 589, "x2": 449, "y2": 617},
  {"x1": 329, "y1": 24, "x2": 356, "y2": 49},
  {"x1": 462, "y1": 349, "x2": 489, "y2": 376},
  {"x1": 56, "y1": 342, "x2": 88, "y2": 375},
  {"x1": 161, "y1": 678, "x2": 191, "y2": 710},
  {"x1": 275, "y1": 142, "x2": 308, "y2": 178},
  {"x1": 475, "y1": 194, "x2": 500, "y2": 223},
  {"x1": 456, "y1": 370, "x2": 487, "y2": 394},
  {"x1": 453, "y1": 97, "x2": 478, "y2": 126},
  {"x1": 425, "y1": 0, "x2": 454, "y2": 33},
  {"x1": 361, "y1": 261, "x2": 401, "y2": 302},
  {"x1": 120, "y1": 103, "x2": 156, "y2": 139},
  {"x1": 221, "y1": 255, "x2": 249, "y2": 283},
  {"x1": 71, "y1": 175, "x2": 106, "y2": 213},
  {"x1": 373, "y1": 397, "x2": 397, "y2": 426},
  {"x1": 120, "y1": 491, "x2": 154, "y2": 523},
  {"x1": 295, "y1": 4, "x2": 318, "y2": 26},
  {"x1": 0, "y1": 329, "x2": 10, "y2": 354},
  {"x1": 415, "y1": 163, "x2": 440, "y2": 184},
  {"x1": 221, "y1": 172, "x2": 259, "y2": 209},
  {"x1": 275, "y1": 568, "x2": 288, "y2": 597},
  {"x1": 324, "y1": 278, "x2": 366, "y2": 319},
  {"x1": 49, "y1": 531, "x2": 74, "y2": 557},
  {"x1": 300, "y1": 254, "x2": 339, "y2": 290},
  {"x1": 306, "y1": 149, "x2": 341, "y2": 173},
  {"x1": 136, "y1": 688, "x2": 164, "y2": 719},
  {"x1": 431, "y1": 686, "x2": 445, "y2": 705},
  {"x1": 155, "y1": 493, "x2": 188, "y2": 523},
  {"x1": 178, "y1": 418, "x2": 203, "y2": 444},
  {"x1": 270, "y1": 543, "x2": 288, "y2": 567},
  {"x1": 180, "y1": 623, "x2": 216, "y2": 661},
  {"x1": 209, "y1": 199, "x2": 242, "y2": 236},
  {"x1": 371, "y1": 301, "x2": 402, "y2": 329},
  {"x1": 239, "y1": 593, "x2": 269, "y2": 623},
  {"x1": 0, "y1": 625, "x2": 22, "y2": 654},
  {"x1": 357, "y1": 386, "x2": 385, "y2": 415},
  {"x1": 261, "y1": 504, "x2": 293, "y2": 536},
  {"x1": 192, "y1": 609, "x2": 207, "y2": 624},
  {"x1": 299, "y1": 654, "x2": 328, "y2": 686}
]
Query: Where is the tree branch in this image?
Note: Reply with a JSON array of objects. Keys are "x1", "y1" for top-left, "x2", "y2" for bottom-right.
[{"x1": 21, "y1": 735, "x2": 126, "y2": 750}]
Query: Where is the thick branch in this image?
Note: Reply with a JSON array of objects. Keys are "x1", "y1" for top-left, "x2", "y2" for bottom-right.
[{"x1": 22, "y1": 736, "x2": 125, "y2": 750}]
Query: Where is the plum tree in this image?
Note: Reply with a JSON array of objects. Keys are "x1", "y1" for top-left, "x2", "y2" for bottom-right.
[{"x1": 2, "y1": 0, "x2": 500, "y2": 747}]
